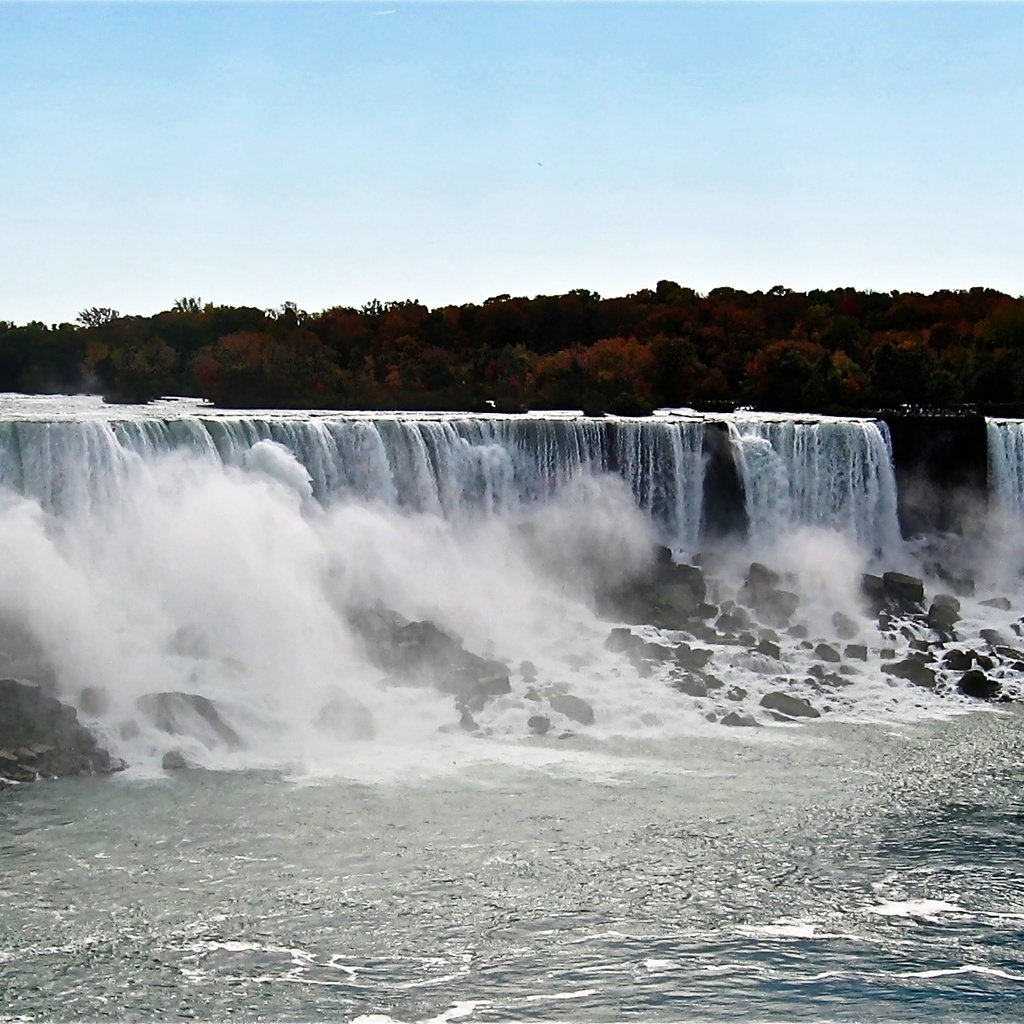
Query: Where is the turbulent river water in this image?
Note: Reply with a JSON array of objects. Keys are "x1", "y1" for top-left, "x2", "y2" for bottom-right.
[{"x1": 2, "y1": 396, "x2": 1024, "y2": 1022}]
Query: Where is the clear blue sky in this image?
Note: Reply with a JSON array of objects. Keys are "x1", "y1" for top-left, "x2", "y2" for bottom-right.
[{"x1": 2, "y1": 2, "x2": 1022, "y2": 324}]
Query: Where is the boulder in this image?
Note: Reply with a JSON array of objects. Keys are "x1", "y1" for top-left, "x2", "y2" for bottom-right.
[
  {"x1": 0, "y1": 678, "x2": 120, "y2": 782},
  {"x1": 814, "y1": 643, "x2": 841, "y2": 664},
  {"x1": 754, "y1": 639, "x2": 781, "y2": 660},
  {"x1": 882, "y1": 656, "x2": 937, "y2": 689},
  {"x1": 957, "y1": 670, "x2": 1001, "y2": 701},
  {"x1": 759, "y1": 692, "x2": 821, "y2": 719},
  {"x1": 527, "y1": 714, "x2": 550, "y2": 736},
  {"x1": 520, "y1": 660, "x2": 538, "y2": 682},
  {"x1": 161, "y1": 749, "x2": 188, "y2": 770},
  {"x1": 981, "y1": 597, "x2": 1012, "y2": 611},
  {"x1": 721, "y1": 712, "x2": 759, "y2": 728},
  {"x1": 844, "y1": 644, "x2": 868, "y2": 662},
  {"x1": 548, "y1": 693, "x2": 595, "y2": 726},
  {"x1": 943, "y1": 649, "x2": 975, "y2": 672},
  {"x1": 674, "y1": 644, "x2": 713, "y2": 671},
  {"x1": 928, "y1": 599, "x2": 960, "y2": 634},
  {"x1": 136, "y1": 692, "x2": 243, "y2": 750},
  {"x1": 788, "y1": 624, "x2": 809, "y2": 639},
  {"x1": 671, "y1": 676, "x2": 708, "y2": 698},
  {"x1": 882, "y1": 572, "x2": 925, "y2": 610}
]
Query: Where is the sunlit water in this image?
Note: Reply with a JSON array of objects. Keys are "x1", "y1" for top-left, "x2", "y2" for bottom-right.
[{"x1": 3, "y1": 713, "x2": 1024, "y2": 1022}]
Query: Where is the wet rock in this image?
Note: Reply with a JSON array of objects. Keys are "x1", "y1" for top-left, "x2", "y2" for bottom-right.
[
  {"x1": 754, "y1": 639, "x2": 781, "y2": 660},
  {"x1": 136, "y1": 692, "x2": 243, "y2": 750},
  {"x1": 981, "y1": 597, "x2": 1012, "y2": 611},
  {"x1": 880, "y1": 647, "x2": 896, "y2": 660},
  {"x1": 721, "y1": 712, "x2": 759, "y2": 728},
  {"x1": 759, "y1": 692, "x2": 821, "y2": 719},
  {"x1": 520, "y1": 660, "x2": 538, "y2": 682},
  {"x1": 928, "y1": 599, "x2": 960, "y2": 634},
  {"x1": 671, "y1": 676, "x2": 708, "y2": 698},
  {"x1": 459, "y1": 707, "x2": 479, "y2": 731},
  {"x1": 943, "y1": 649, "x2": 975, "y2": 672},
  {"x1": 882, "y1": 571, "x2": 925, "y2": 610},
  {"x1": 844, "y1": 644, "x2": 868, "y2": 662},
  {"x1": 788, "y1": 624, "x2": 809, "y2": 639},
  {"x1": 725, "y1": 686, "x2": 748, "y2": 702},
  {"x1": 0, "y1": 678, "x2": 120, "y2": 783},
  {"x1": 605, "y1": 627, "x2": 643, "y2": 654},
  {"x1": 161, "y1": 749, "x2": 188, "y2": 771},
  {"x1": 674, "y1": 644, "x2": 713, "y2": 671},
  {"x1": 981, "y1": 628, "x2": 1009, "y2": 647},
  {"x1": 861, "y1": 573, "x2": 887, "y2": 612},
  {"x1": 716, "y1": 607, "x2": 753, "y2": 634},
  {"x1": 527, "y1": 714, "x2": 550, "y2": 736},
  {"x1": 909, "y1": 638, "x2": 932, "y2": 653},
  {"x1": 882, "y1": 656, "x2": 937, "y2": 689},
  {"x1": 815, "y1": 643, "x2": 841, "y2": 663},
  {"x1": 956, "y1": 670, "x2": 1000, "y2": 700},
  {"x1": 548, "y1": 693, "x2": 595, "y2": 726},
  {"x1": 831, "y1": 612, "x2": 859, "y2": 640}
]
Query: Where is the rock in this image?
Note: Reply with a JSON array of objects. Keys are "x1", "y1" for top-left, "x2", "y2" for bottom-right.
[
  {"x1": 78, "y1": 686, "x2": 110, "y2": 717},
  {"x1": 882, "y1": 571, "x2": 925, "y2": 610},
  {"x1": 459, "y1": 707, "x2": 478, "y2": 731},
  {"x1": 674, "y1": 644, "x2": 713, "y2": 671},
  {"x1": 815, "y1": 643, "x2": 841, "y2": 663},
  {"x1": 882, "y1": 656, "x2": 937, "y2": 689},
  {"x1": 788, "y1": 624, "x2": 809, "y2": 639},
  {"x1": 937, "y1": 569, "x2": 975, "y2": 597},
  {"x1": 671, "y1": 676, "x2": 708, "y2": 698},
  {"x1": 880, "y1": 647, "x2": 896, "y2": 660},
  {"x1": 747, "y1": 562, "x2": 780, "y2": 588},
  {"x1": 943, "y1": 649, "x2": 974, "y2": 671},
  {"x1": 605, "y1": 628, "x2": 643, "y2": 654},
  {"x1": 981, "y1": 597, "x2": 1012, "y2": 611},
  {"x1": 520, "y1": 660, "x2": 538, "y2": 682},
  {"x1": 754, "y1": 639, "x2": 781, "y2": 660},
  {"x1": 161, "y1": 750, "x2": 188, "y2": 770},
  {"x1": 831, "y1": 612, "x2": 859, "y2": 640},
  {"x1": 861, "y1": 573, "x2": 887, "y2": 611},
  {"x1": 759, "y1": 692, "x2": 821, "y2": 719},
  {"x1": 844, "y1": 644, "x2": 868, "y2": 662},
  {"x1": 136, "y1": 692, "x2": 243, "y2": 750},
  {"x1": 442, "y1": 660, "x2": 512, "y2": 710},
  {"x1": 928, "y1": 601, "x2": 960, "y2": 634},
  {"x1": 981, "y1": 628, "x2": 1009, "y2": 647},
  {"x1": 957, "y1": 670, "x2": 1001, "y2": 701},
  {"x1": 0, "y1": 678, "x2": 119, "y2": 782},
  {"x1": 527, "y1": 714, "x2": 550, "y2": 736},
  {"x1": 725, "y1": 686, "x2": 748, "y2": 702},
  {"x1": 721, "y1": 712, "x2": 759, "y2": 728},
  {"x1": 548, "y1": 693, "x2": 595, "y2": 726},
  {"x1": 716, "y1": 607, "x2": 752, "y2": 633},
  {"x1": 909, "y1": 638, "x2": 931, "y2": 652}
]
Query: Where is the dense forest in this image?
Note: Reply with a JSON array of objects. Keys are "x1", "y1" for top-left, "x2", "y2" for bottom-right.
[{"x1": 3, "y1": 284, "x2": 1024, "y2": 413}]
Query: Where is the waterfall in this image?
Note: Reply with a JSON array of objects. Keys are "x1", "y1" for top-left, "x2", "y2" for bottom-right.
[
  {"x1": 987, "y1": 418, "x2": 1024, "y2": 518},
  {"x1": 725, "y1": 413, "x2": 900, "y2": 553},
  {"x1": 0, "y1": 396, "x2": 906, "y2": 552}
]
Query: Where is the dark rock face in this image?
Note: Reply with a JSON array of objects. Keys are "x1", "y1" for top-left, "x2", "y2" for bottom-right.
[
  {"x1": 844, "y1": 644, "x2": 868, "y2": 662},
  {"x1": 882, "y1": 572, "x2": 925, "y2": 610},
  {"x1": 701, "y1": 422, "x2": 748, "y2": 541},
  {"x1": 161, "y1": 749, "x2": 188, "y2": 770},
  {"x1": 0, "y1": 678, "x2": 120, "y2": 786},
  {"x1": 883, "y1": 414, "x2": 987, "y2": 537},
  {"x1": 136, "y1": 692, "x2": 243, "y2": 750},
  {"x1": 721, "y1": 711, "x2": 759, "y2": 728}
]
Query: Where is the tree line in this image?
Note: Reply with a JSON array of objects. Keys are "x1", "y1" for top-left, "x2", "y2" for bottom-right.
[{"x1": 2, "y1": 283, "x2": 1023, "y2": 413}]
